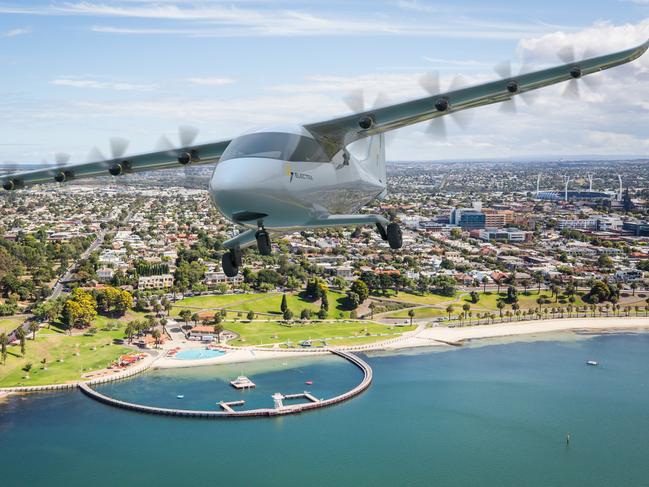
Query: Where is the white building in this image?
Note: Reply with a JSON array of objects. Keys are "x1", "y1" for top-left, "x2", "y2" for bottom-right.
[{"x1": 138, "y1": 274, "x2": 174, "y2": 290}]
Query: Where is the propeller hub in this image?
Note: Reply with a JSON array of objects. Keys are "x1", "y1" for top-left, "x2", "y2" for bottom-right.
[
  {"x1": 358, "y1": 116, "x2": 374, "y2": 130},
  {"x1": 109, "y1": 163, "x2": 123, "y2": 176},
  {"x1": 178, "y1": 152, "x2": 192, "y2": 165},
  {"x1": 54, "y1": 172, "x2": 66, "y2": 183},
  {"x1": 3, "y1": 179, "x2": 16, "y2": 191},
  {"x1": 506, "y1": 81, "x2": 519, "y2": 94},
  {"x1": 570, "y1": 66, "x2": 582, "y2": 79},
  {"x1": 434, "y1": 98, "x2": 449, "y2": 112}
]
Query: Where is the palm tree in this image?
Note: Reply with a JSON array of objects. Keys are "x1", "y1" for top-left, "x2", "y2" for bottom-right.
[
  {"x1": 191, "y1": 313, "x2": 200, "y2": 326},
  {"x1": 151, "y1": 329, "x2": 161, "y2": 348},
  {"x1": 445, "y1": 304, "x2": 454, "y2": 321},
  {"x1": 481, "y1": 276, "x2": 489, "y2": 293},
  {"x1": 408, "y1": 309, "x2": 415, "y2": 326},
  {"x1": 28, "y1": 321, "x2": 39, "y2": 340},
  {"x1": 15, "y1": 328, "x2": 26, "y2": 356},
  {"x1": 213, "y1": 323, "x2": 224, "y2": 343},
  {"x1": 0, "y1": 332, "x2": 8, "y2": 365},
  {"x1": 631, "y1": 282, "x2": 638, "y2": 296},
  {"x1": 497, "y1": 300, "x2": 505, "y2": 318}
]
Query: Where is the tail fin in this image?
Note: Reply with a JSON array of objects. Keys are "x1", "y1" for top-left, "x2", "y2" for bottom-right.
[{"x1": 361, "y1": 134, "x2": 386, "y2": 188}]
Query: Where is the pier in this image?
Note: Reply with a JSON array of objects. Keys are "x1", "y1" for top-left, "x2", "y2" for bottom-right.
[{"x1": 78, "y1": 349, "x2": 372, "y2": 419}]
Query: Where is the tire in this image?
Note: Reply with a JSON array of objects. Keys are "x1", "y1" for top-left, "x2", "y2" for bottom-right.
[
  {"x1": 256, "y1": 230, "x2": 272, "y2": 256},
  {"x1": 222, "y1": 251, "x2": 239, "y2": 277},
  {"x1": 387, "y1": 223, "x2": 403, "y2": 250}
]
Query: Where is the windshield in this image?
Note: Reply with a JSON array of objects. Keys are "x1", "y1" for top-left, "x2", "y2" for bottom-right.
[{"x1": 220, "y1": 132, "x2": 330, "y2": 163}]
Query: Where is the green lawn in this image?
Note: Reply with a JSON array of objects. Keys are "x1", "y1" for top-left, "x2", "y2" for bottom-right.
[
  {"x1": 173, "y1": 291, "x2": 352, "y2": 319},
  {"x1": 0, "y1": 316, "x2": 139, "y2": 388},
  {"x1": 388, "y1": 291, "x2": 461, "y2": 306},
  {"x1": 463, "y1": 290, "x2": 586, "y2": 311},
  {"x1": 224, "y1": 320, "x2": 414, "y2": 347},
  {"x1": 0, "y1": 317, "x2": 24, "y2": 334}
]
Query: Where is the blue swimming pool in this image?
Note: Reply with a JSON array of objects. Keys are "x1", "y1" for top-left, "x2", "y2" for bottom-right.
[{"x1": 173, "y1": 348, "x2": 226, "y2": 360}]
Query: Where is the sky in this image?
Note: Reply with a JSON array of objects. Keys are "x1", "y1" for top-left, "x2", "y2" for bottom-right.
[{"x1": 1, "y1": 0, "x2": 649, "y2": 164}]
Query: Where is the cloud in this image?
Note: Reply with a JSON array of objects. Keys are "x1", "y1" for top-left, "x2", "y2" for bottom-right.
[
  {"x1": 0, "y1": 1, "x2": 568, "y2": 39},
  {"x1": 51, "y1": 78, "x2": 159, "y2": 91},
  {"x1": 186, "y1": 77, "x2": 235, "y2": 86},
  {"x1": 3, "y1": 27, "x2": 31, "y2": 37}
]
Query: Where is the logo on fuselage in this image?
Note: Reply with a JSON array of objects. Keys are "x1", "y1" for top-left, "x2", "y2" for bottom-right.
[{"x1": 283, "y1": 163, "x2": 313, "y2": 183}]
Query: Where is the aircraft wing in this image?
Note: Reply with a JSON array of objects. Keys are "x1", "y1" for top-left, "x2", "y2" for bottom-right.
[
  {"x1": 305, "y1": 40, "x2": 649, "y2": 157},
  {"x1": 1, "y1": 139, "x2": 231, "y2": 190}
]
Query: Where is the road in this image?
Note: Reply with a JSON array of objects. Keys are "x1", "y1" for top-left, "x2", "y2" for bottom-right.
[{"x1": 7, "y1": 206, "x2": 138, "y2": 342}]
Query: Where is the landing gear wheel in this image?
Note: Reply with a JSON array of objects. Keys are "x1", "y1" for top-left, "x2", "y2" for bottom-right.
[
  {"x1": 256, "y1": 230, "x2": 272, "y2": 256},
  {"x1": 376, "y1": 223, "x2": 388, "y2": 241},
  {"x1": 387, "y1": 223, "x2": 403, "y2": 250},
  {"x1": 222, "y1": 248, "x2": 241, "y2": 277}
]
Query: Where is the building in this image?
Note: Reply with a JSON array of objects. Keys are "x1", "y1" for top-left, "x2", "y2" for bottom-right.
[
  {"x1": 96, "y1": 268, "x2": 115, "y2": 283},
  {"x1": 450, "y1": 207, "x2": 486, "y2": 230},
  {"x1": 623, "y1": 221, "x2": 649, "y2": 236},
  {"x1": 479, "y1": 227, "x2": 527, "y2": 243},
  {"x1": 137, "y1": 274, "x2": 174, "y2": 290},
  {"x1": 483, "y1": 209, "x2": 514, "y2": 228},
  {"x1": 204, "y1": 271, "x2": 244, "y2": 286}
]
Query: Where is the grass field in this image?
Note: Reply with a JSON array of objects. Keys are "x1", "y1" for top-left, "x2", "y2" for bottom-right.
[
  {"x1": 384, "y1": 307, "x2": 446, "y2": 320},
  {"x1": 388, "y1": 291, "x2": 461, "y2": 306},
  {"x1": 224, "y1": 320, "x2": 415, "y2": 347},
  {"x1": 172, "y1": 291, "x2": 351, "y2": 319},
  {"x1": 0, "y1": 317, "x2": 24, "y2": 334},
  {"x1": 0, "y1": 313, "x2": 146, "y2": 388}
]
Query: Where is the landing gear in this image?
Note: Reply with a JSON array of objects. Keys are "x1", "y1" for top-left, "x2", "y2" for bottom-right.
[
  {"x1": 386, "y1": 223, "x2": 402, "y2": 250},
  {"x1": 376, "y1": 223, "x2": 388, "y2": 241},
  {"x1": 256, "y1": 229, "x2": 272, "y2": 256},
  {"x1": 222, "y1": 247, "x2": 242, "y2": 277}
]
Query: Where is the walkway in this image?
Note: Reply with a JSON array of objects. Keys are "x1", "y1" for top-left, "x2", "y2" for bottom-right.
[{"x1": 78, "y1": 350, "x2": 372, "y2": 418}]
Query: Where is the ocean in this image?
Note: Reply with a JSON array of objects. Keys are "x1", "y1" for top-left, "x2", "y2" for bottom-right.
[{"x1": 1, "y1": 332, "x2": 648, "y2": 487}]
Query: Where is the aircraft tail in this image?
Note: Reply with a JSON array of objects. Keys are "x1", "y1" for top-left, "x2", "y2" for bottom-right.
[{"x1": 362, "y1": 134, "x2": 387, "y2": 196}]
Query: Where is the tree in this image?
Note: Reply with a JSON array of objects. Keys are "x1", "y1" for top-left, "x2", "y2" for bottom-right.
[
  {"x1": 283, "y1": 308, "x2": 293, "y2": 321},
  {"x1": 408, "y1": 309, "x2": 415, "y2": 326},
  {"x1": 320, "y1": 292, "x2": 329, "y2": 311},
  {"x1": 191, "y1": 313, "x2": 200, "y2": 326},
  {"x1": 317, "y1": 308, "x2": 328, "y2": 320},
  {"x1": 469, "y1": 291, "x2": 479, "y2": 304},
  {"x1": 280, "y1": 294, "x2": 288, "y2": 313},
  {"x1": 213, "y1": 312, "x2": 223, "y2": 325},
  {"x1": 631, "y1": 281, "x2": 638, "y2": 296},
  {"x1": 213, "y1": 323, "x2": 224, "y2": 343},
  {"x1": 247, "y1": 310, "x2": 255, "y2": 321},
  {"x1": 445, "y1": 304, "x2": 454, "y2": 321},
  {"x1": 346, "y1": 291, "x2": 361, "y2": 310},
  {"x1": 481, "y1": 276, "x2": 489, "y2": 293},
  {"x1": 0, "y1": 332, "x2": 7, "y2": 365},
  {"x1": 16, "y1": 327, "x2": 26, "y2": 356},
  {"x1": 350, "y1": 280, "x2": 369, "y2": 303},
  {"x1": 151, "y1": 329, "x2": 161, "y2": 347},
  {"x1": 28, "y1": 321, "x2": 38, "y2": 340},
  {"x1": 300, "y1": 308, "x2": 312, "y2": 320},
  {"x1": 179, "y1": 309, "x2": 192, "y2": 326},
  {"x1": 506, "y1": 286, "x2": 518, "y2": 304},
  {"x1": 462, "y1": 303, "x2": 470, "y2": 323},
  {"x1": 369, "y1": 302, "x2": 376, "y2": 320},
  {"x1": 497, "y1": 300, "x2": 506, "y2": 318},
  {"x1": 597, "y1": 254, "x2": 613, "y2": 270}
]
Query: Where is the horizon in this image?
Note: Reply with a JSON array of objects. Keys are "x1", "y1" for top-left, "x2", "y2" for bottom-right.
[{"x1": 1, "y1": 1, "x2": 649, "y2": 164}]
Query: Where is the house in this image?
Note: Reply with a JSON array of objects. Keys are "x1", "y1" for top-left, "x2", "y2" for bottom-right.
[{"x1": 138, "y1": 274, "x2": 174, "y2": 290}]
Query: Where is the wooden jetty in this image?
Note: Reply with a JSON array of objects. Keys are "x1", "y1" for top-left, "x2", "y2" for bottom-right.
[{"x1": 219, "y1": 400, "x2": 246, "y2": 412}]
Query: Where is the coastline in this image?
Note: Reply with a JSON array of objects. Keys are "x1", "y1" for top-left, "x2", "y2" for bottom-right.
[{"x1": 152, "y1": 316, "x2": 649, "y2": 369}]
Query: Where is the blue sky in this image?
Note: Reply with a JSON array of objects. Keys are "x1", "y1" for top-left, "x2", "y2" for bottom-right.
[{"x1": 1, "y1": 0, "x2": 649, "y2": 164}]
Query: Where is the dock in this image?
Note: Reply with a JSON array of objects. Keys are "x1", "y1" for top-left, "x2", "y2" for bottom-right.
[
  {"x1": 230, "y1": 376, "x2": 256, "y2": 389},
  {"x1": 284, "y1": 392, "x2": 320, "y2": 403},
  {"x1": 219, "y1": 400, "x2": 246, "y2": 412}
]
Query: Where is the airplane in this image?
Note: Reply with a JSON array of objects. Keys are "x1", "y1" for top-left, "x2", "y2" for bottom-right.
[{"x1": 2, "y1": 40, "x2": 648, "y2": 277}]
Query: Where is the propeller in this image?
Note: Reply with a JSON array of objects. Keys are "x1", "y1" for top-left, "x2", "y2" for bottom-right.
[
  {"x1": 493, "y1": 60, "x2": 539, "y2": 114},
  {"x1": 418, "y1": 72, "x2": 474, "y2": 139},
  {"x1": 155, "y1": 125, "x2": 200, "y2": 165},
  {"x1": 86, "y1": 136, "x2": 132, "y2": 177},
  {"x1": 342, "y1": 90, "x2": 393, "y2": 152},
  {"x1": 557, "y1": 46, "x2": 603, "y2": 99}
]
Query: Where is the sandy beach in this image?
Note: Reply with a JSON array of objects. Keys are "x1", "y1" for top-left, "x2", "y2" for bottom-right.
[{"x1": 151, "y1": 316, "x2": 649, "y2": 369}]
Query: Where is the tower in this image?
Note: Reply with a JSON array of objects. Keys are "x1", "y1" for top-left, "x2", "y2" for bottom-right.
[
  {"x1": 588, "y1": 174, "x2": 593, "y2": 191},
  {"x1": 618, "y1": 175, "x2": 623, "y2": 200},
  {"x1": 536, "y1": 173, "x2": 541, "y2": 195},
  {"x1": 272, "y1": 393, "x2": 285, "y2": 409},
  {"x1": 563, "y1": 176, "x2": 571, "y2": 202}
]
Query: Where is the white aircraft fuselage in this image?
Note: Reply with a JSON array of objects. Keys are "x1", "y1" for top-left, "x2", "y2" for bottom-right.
[{"x1": 209, "y1": 125, "x2": 387, "y2": 231}]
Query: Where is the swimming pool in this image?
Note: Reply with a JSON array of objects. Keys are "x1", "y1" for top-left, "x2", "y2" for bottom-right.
[{"x1": 173, "y1": 348, "x2": 226, "y2": 360}]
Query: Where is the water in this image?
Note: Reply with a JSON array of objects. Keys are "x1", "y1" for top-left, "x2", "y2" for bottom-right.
[
  {"x1": 171, "y1": 348, "x2": 226, "y2": 361},
  {"x1": 1, "y1": 333, "x2": 648, "y2": 487}
]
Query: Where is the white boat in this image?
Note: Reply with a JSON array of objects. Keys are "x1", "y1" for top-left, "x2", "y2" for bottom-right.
[
  {"x1": 177, "y1": 394, "x2": 185, "y2": 398},
  {"x1": 586, "y1": 360, "x2": 599, "y2": 366}
]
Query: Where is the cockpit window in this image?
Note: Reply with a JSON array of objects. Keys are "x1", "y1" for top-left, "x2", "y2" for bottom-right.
[{"x1": 220, "y1": 132, "x2": 330, "y2": 163}]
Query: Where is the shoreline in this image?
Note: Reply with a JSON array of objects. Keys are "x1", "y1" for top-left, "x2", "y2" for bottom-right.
[{"x1": 2, "y1": 316, "x2": 648, "y2": 394}]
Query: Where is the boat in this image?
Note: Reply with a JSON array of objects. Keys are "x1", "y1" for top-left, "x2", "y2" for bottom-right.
[
  {"x1": 305, "y1": 380, "x2": 313, "y2": 385},
  {"x1": 177, "y1": 394, "x2": 185, "y2": 399},
  {"x1": 586, "y1": 360, "x2": 599, "y2": 366}
]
